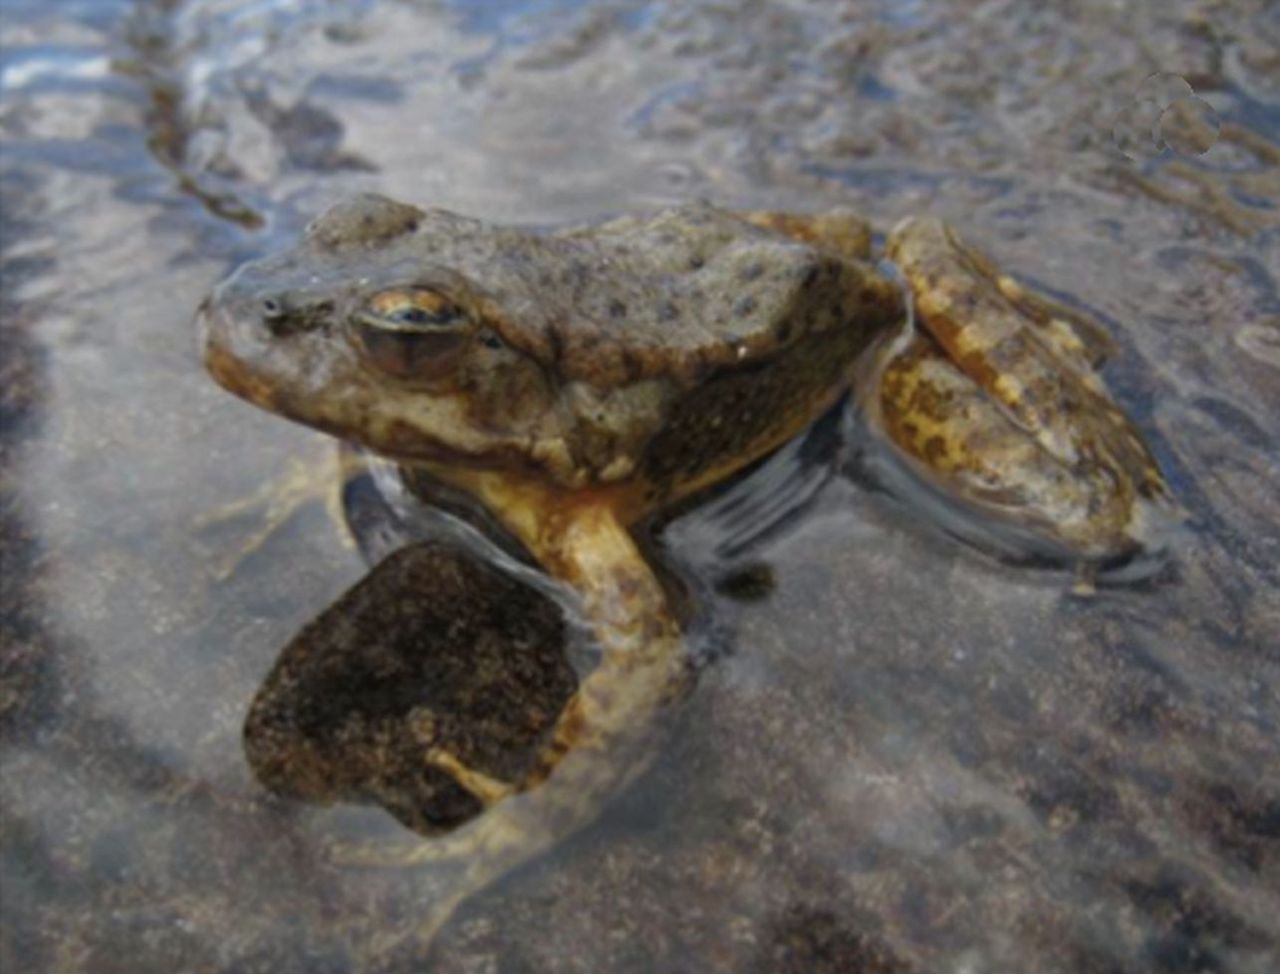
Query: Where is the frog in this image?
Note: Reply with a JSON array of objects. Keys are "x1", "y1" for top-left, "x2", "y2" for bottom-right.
[{"x1": 197, "y1": 194, "x2": 1172, "y2": 954}]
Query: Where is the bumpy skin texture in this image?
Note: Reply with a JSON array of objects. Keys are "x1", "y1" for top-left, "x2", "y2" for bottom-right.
[
  {"x1": 874, "y1": 217, "x2": 1170, "y2": 557},
  {"x1": 201, "y1": 197, "x2": 903, "y2": 496},
  {"x1": 198, "y1": 195, "x2": 1171, "y2": 956},
  {"x1": 199, "y1": 195, "x2": 1169, "y2": 554}
]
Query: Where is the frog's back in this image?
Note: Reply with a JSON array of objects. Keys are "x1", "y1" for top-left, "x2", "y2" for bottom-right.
[
  {"x1": 539, "y1": 203, "x2": 898, "y2": 389},
  {"x1": 397, "y1": 202, "x2": 897, "y2": 389},
  {"x1": 418, "y1": 202, "x2": 905, "y2": 496},
  {"x1": 549, "y1": 204, "x2": 905, "y2": 497}
]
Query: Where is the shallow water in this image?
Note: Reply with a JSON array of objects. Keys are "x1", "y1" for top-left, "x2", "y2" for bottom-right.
[{"x1": 3, "y1": 1, "x2": 1279, "y2": 972}]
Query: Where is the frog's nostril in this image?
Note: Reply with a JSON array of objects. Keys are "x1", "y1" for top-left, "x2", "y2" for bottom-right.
[
  {"x1": 260, "y1": 296, "x2": 300, "y2": 336},
  {"x1": 260, "y1": 296, "x2": 334, "y2": 336}
]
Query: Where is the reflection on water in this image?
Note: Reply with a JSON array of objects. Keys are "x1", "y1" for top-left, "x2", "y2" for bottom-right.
[{"x1": 2, "y1": 0, "x2": 1279, "y2": 971}]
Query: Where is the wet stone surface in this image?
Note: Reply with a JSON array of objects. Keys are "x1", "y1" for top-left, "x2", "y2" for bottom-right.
[
  {"x1": 2, "y1": 1, "x2": 1279, "y2": 972},
  {"x1": 244, "y1": 542, "x2": 576, "y2": 836}
]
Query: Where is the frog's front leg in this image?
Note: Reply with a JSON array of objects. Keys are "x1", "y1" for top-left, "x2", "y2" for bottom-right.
[
  {"x1": 361, "y1": 476, "x2": 691, "y2": 961},
  {"x1": 867, "y1": 217, "x2": 1173, "y2": 561}
]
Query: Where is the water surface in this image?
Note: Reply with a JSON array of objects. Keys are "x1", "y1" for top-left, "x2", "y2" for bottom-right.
[{"x1": 2, "y1": 1, "x2": 1279, "y2": 971}]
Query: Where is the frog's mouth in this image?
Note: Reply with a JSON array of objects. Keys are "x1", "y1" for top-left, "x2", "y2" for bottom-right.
[
  {"x1": 202, "y1": 336, "x2": 283, "y2": 414},
  {"x1": 198, "y1": 296, "x2": 290, "y2": 416}
]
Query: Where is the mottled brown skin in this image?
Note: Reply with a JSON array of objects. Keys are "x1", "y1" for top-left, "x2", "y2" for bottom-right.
[
  {"x1": 202, "y1": 198, "x2": 904, "y2": 499},
  {"x1": 197, "y1": 195, "x2": 1171, "y2": 955},
  {"x1": 876, "y1": 218, "x2": 1170, "y2": 555}
]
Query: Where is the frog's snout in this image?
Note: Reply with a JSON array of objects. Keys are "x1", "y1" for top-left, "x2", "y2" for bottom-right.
[
  {"x1": 201, "y1": 259, "x2": 337, "y2": 357},
  {"x1": 256, "y1": 293, "x2": 336, "y2": 337}
]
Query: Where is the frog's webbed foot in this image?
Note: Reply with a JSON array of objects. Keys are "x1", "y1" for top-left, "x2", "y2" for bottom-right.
[
  {"x1": 327, "y1": 784, "x2": 530, "y2": 877},
  {"x1": 353, "y1": 684, "x2": 684, "y2": 963},
  {"x1": 866, "y1": 217, "x2": 1175, "y2": 564},
  {"x1": 192, "y1": 445, "x2": 363, "y2": 579},
  {"x1": 350, "y1": 783, "x2": 608, "y2": 965},
  {"x1": 337, "y1": 806, "x2": 561, "y2": 967}
]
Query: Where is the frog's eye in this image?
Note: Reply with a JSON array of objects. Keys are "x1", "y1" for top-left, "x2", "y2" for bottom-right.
[
  {"x1": 355, "y1": 287, "x2": 472, "y2": 380},
  {"x1": 361, "y1": 287, "x2": 468, "y2": 330}
]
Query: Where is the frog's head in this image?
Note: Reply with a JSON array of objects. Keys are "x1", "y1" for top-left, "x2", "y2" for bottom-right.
[{"x1": 198, "y1": 194, "x2": 575, "y2": 478}]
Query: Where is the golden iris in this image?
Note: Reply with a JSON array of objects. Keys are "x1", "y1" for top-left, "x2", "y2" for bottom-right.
[{"x1": 356, "y1": 288, "x2": 470, "y2": 379}]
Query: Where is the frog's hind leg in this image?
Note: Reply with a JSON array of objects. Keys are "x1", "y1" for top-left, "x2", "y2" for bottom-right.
[
  {"x1": 863, "y1": 332, "x2": 1127, "y2": 561},
  {"x1": 739, "y1": 208, "x2": 875, "y2": 261},
  {"x1": 865, "y1": 218, "x2": 1174, "y2": 563}
]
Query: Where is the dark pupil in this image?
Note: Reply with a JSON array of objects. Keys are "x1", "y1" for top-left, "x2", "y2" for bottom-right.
[
  {"x1": 359, "y1": 326, "x2": 465, "y2": 379},
  {"x1": 390, "y1": 303, "x2": 461, "y2": 328}
]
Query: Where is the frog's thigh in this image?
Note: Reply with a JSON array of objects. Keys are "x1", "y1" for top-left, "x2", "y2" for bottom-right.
[
  {"x1": 886, "y1": 217, "x2": 1167, "y2": 507},
  {"x1": 885, "y1": 217, "x2": 1104, "y2": 467},
  {"x1": 871, "y1": 334, "x2": 1128, "y2": 552},
  {"x1": 887, "y1": 216, "x2": 1115, "y2": 376},
  {"x1": 738, "y1": 209, "x2": 874, "y2": 261}
]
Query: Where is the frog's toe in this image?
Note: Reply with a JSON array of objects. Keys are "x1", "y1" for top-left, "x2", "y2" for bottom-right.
[
  {"x1": 327, "y1": 822, "x2": 494, "y2": 868},
  {"x1": 327, "y1": 835, "x2": 457, "y2": 869}
]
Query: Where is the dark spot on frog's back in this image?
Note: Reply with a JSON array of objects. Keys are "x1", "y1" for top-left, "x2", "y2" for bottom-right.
[
  {"x1": 923, "y1": 435, "x2": 948, "y2": 464},
  {"x1": 758, "y1": 906, "x2": 910, "y2": 974},
  {"x1": 620, "y1": 346, "x2": 643, "y2": 382},
  {"x1": 306, "y1": 193, "x2": 425, "y2": 250}
]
